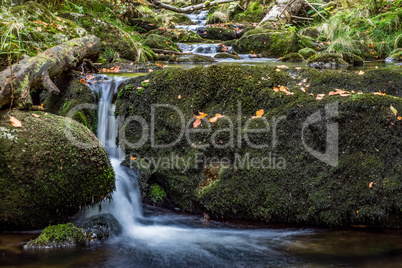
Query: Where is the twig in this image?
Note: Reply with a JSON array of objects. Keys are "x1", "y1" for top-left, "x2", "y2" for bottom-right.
[
  {"x1": 303, "y1": 0, "x2": 328, "y2": 21},
  {"x1": 291, "y1": 15, "x2": 314, "y2": 20},
  {"x1": 278, "y1": 0, "x2": 297, "y2": 19}
]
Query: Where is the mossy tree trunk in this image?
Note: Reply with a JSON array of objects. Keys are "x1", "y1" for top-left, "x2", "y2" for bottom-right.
[{"x1": 0, "y1": 35, "x2": 101, "y2": 110}]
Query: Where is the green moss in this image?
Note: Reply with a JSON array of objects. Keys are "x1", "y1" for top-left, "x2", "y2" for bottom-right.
[
  {"x1": 0, "y1": 110, "x2": 115, "y2": 230},
  {"x1": 298, "y1": 48, "x2": 317, "y2": 59},
  {"x1": 25, "y1": 223, "x2": 86, "y2": 249},
  {"x1": 168, "y1": 55, "x2": 216, "y2": 63},
  {"x1": 144, "y1": 34, "x2": 181, "y2": 52},
  {"x1": 148, "y1": 184, "x2": 167, "y2": 204},
  {"x1": 387, "y1": 48, "x2": 402, "y2": 61},
  {"x1": 233, "y1": 31, "x2": 314, "y2": 57},
  {"x1": 115, "y1": 65, "x2": 402, "y2": 227},
  {"x1": 280, "y1": 53, "x2": 305, "y2": 62}
]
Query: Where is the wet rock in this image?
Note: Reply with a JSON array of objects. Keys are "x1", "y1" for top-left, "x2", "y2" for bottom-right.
[
  {"x1": 77, "y1": 213, "x2": 122, "y2": 241},
  {"x1": 214, "y1": 53, "x2": 241, "y2": 60},
  {"x1": 0, "y1": 110, "x2": 115, "y2": 230},
  {"x1": 298, "y1": 48, "x2": 317, "y2": 60},
  {"x1": 307, "y1": 53, "x2": 349, "y2": 68},
  {"x1": 168, "y1": 54, "x2": 216, "y2": 63},
  {"x1": 385, "y1": 49, "x2": 402, "y2": 62}
]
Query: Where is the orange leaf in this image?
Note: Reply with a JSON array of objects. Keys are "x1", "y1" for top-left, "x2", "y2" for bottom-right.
[
  {"x1": 273, "y1": 87, "x2": 279, "y2": 92},
  {"x1": 209, "y1": 117, "x2": 218, "y2": 123},
  {"x1": 195, "y1": 112, "x2": 208, "y2": 119},
  {"x1": 369, "y1": 182, "x2": 374, "y2": 188},
  {"x1": 130, "y1": 157, "x2": 137, "y2": 160},
  {"x1": 80, "y1": 78, "x2": 86, "y2": 85},
  {"x1": 397, "y1": 116, "x2": 402, "y2": 120},
  {"x1": 301, "y1": 87, "x2": 306, "y2": 92},
  {"x1": 193, "y1": 117, "x2": 201, "y2": 128},
  {"x1": 256, "y1": 109, "x2": 264, "y2": 117},
  {"x1": 178, "y1": 95, "x2": 182, "y2": 99},
  {"x1": 40, "y1": 103, "x2": 44, "y2": 107},
  {"x1": 32, "y1": 113, "x2": 40, "y2": 118},
  {"x1": 373, "y1": 91, "x2": 386, "y2": 96},
  {"x1": 9, "y1": 116, "x2": 22, "y2": 127}
]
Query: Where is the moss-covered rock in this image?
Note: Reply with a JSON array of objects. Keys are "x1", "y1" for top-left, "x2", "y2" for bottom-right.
[
  {"x1": 299, "y1": 27, "x2": 321, "y2": 39},
  {"x1": 77, "y1": 213, "x2": 122, "y2": 241},
  {"x1": 0, "y1": 110, "x2": 115, "y2": 230},
  {"x1": 24, "y1": 223, "x2": 86, "y2": 249},
  {"x1": 280, "y1": 53, "x2": 304, "y2": 62},
  {"x1": 307, "y1": 53, "x2": 349, "y2": 68},
  {"x1": 146, "y1": 29, "x2": 203, "y2": 43},
  {"x1": 214, "y1": 53, "x2": 241, "y2": 59},
  {"x1": 298, "y1": 48, "x2": 317, "y2": 59},
  {"x1": 144, "y1": 34, "x2": 181, "y2": 52},
  {"x1": 115, "y1": 65, "x2": 402, "y2": 227},
  {"x1": 341, "y1": 52, "x2": 364, "y2": 66},
  {"x1": 232, "y1": 31, "x2": 314, "y2": 57},
  {"x1": 203, "y1": 25, "x2": 246, "y2": 41}
]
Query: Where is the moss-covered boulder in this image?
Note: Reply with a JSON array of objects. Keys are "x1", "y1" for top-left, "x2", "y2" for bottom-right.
[
  {"x1": 386, "y1": 49, "x2": 402, "y2": 62},
  {"x1": 214, "y1": 53, "x2": 241, "y2": 59},
  {"x1": 280, "y1": 53, "x2": 304, "y2": 62},
  {"x1": 144, "y1": 34, "x2": 181, "y2": 52},
  {"x1": 298, "y1": 48, "x2": 317, "y2": 59},
  {"x1": 146, "y1": 29, "x2": 203, "y2": 43},
  {"x1": 24, "y1": 223, "x2": 86, "y2": 249},
  {"x1": 307, "y1": 53, "x2": 349, "y2": 68},
  {"x1": 206, "y1": 11, "x2": 228, "y2": 24},
  {"x1": 232, "y1": 31, "x2": 314, "y2": 57},
  {"x1": 0, "y1": 110, "x2": 115, "y2": 230},
  {"x1": 115, "y1": 65, "x2": 402, "y2": 228}
]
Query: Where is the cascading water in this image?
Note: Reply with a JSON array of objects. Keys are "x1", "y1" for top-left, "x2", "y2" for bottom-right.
[
  {"x1": 176, "y1": 10, "x2": 209, "y2": 33},
  {"x1": 84, "y1": 74, "x2": 312, "y2": 267}
]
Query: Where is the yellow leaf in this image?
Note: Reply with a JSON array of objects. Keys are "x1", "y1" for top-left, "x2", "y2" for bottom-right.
[
  {"x1": 273, "y1": 87, "x2": 279, "y2": 92},
  {"x1": 32, "y1": 113, "x2": 40, "y2": 118},
  {"x1": 36, "y1": 27, "x2": 42, "y2": 32},
  {"x1": 390, "y1": 105, "x2": 398, "y2": 116},
  {"x1": 9, "y1": 116, "x2": 22, "y2": 127},
  {"x1": 276, "y1": 68, "x2": 281, "y2": 72},
  {"x1": 196, "y1": 112, "x2": 208, "y2": 119},
  {"x1": 143, "y1": 79, "x2": 150, "y2": 83},
  {"x1": 369, "y1": 182, "x2": 374, "y2": 188},
  {"x1": 358, "y1": 71, "x2": 365, "y2": 75},
  {"x1": 178, "y1": 95, "x2": 182, "y2": 99}
]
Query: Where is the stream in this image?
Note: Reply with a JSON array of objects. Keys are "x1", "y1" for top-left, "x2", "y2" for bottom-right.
[{"x1": 1, "y1": 73, "x2": 402, "y2": 267}]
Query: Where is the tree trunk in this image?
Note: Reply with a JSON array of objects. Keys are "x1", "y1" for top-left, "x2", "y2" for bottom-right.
[
  {"x1": 151, "y1": 0, "x2": 235, "y2": 13},
  {"x1": 258, "y1": 0, "x2": 305, "y2": 28},
  {"x1": 0, "y1": 35, "x2": 101, "y2": 109}
]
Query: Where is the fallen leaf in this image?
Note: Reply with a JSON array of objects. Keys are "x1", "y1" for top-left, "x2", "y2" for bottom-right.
[
  {"x1": 297, "y1": 83, "x2": 302, "y2": 86},
  {"x1": 276, "y1": 68, "x2": 281, "y2": 72},
  {"x1": 358, "y1": 71, "x2": 365, "y2": 75},
  {"x1": 316, "y1": 94, "x2": 326, "y2": 100},
  {"x1": 130, "y1": 62, "x2": 134, "y2": 65},
  {"x1": 178, "y1": 95, "x2": 182, "y2": 99},
  {"x1": 80, "y1": 78, "x2": 86, "y2": 84},
  {"x1": 373, "y1": 91, "x2": 386, "y2": 96},
  {"x1": 136, "y1": 87, "x2": 143, "y2": 90},
  {"x1": 398, "y1": 116, "x2": 402, "y2": 120},
  {"x1": 301, "y1": 87, "x2": 306, "y2": 92},
  {"x1": 369, "y1": 182, "x2": 374, "y2": 188},
  {"x1": 149, "y1": 69, "x2": 153, "y2": 72},
  {"x1": 32, "y1": 113, "x2": 40, "y2": 118},
  {"x1": 143, "y1": 79, "x2": 150, "y2": 83},
  {"x1": 303, "y1": 79, "x2": 307, "y2": 83},
  {"x1": 40, "y1": 103, "x2": 44, "y2": 107},
  {"x1": 276, "y1": 65, "x2": 289, "y2": 69},
  {"x1": 390, "y1": 105, "x2": 398, "y2": 116},
  {"x1": 273, "y1": 87, "x2": 279, "y2": 92},
  {"x1": 193, "y1": 117, "x2": 201, "y2": 128},
  {"x1": 295, "y1": 67, "x2": 301, "y2": 70},
  {"x1": 305, "y1": 84, "x2": 311, "y2": 88},
  {"x1": 36, "y1": 27, "x2": 42, "y2": 32},
  {"x1": 196, "y1": 112, "x2": 208, "y2": 119},
  {"x1": 55, "y1": 17, "x2": 62, "y2": 21},
  {"x1": 130, "y1": 156, "x2": 137, "y2": 160},
  {"x1": 10, "y1": 116, "x2": 22, "y2": 127}
]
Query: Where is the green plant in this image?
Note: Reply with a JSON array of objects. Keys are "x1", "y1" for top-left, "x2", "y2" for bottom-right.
[
  {"x1": 149, "y1": 184, "x2": 167, "y2": 204},
  {"x1": 137, "y1": 87, "x2": 144, "y2": 95}
]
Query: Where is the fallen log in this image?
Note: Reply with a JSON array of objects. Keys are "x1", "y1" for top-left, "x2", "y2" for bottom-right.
[
  {"x1": 0, "y1": 35, "x2": 101, "y2": 109},
  {"x1": 258, "y1": 0, "x2": 305, "y2": 27},
  {"x1": 151, "y1": 0, "x2": 235, "y2": 13}
]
